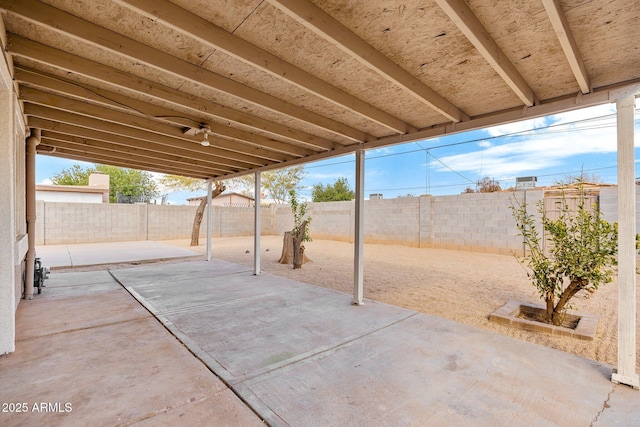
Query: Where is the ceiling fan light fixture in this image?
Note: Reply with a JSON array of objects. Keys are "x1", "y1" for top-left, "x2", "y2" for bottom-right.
[{"x1": 200, "y1": 132, "x2": 210, "y2": 147}]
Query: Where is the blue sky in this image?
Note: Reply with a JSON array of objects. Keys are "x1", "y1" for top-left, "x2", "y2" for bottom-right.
[{"x1": 36, "y1": 102, "x2": 639, "y2": 204}]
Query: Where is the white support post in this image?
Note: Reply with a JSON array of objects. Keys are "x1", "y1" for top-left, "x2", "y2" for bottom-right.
[
  {"x1": 254, "y1": 172, "x2": 261, "y2": 275},
  {"x1": 353, "y1": 148, "x2": 365, "y2": 305},
  {"x1": 206, "y1": 178, "x2": 213, "y2": 262},
  {"x1": 611, "y1": 95, "x2": 639, "y2": 388}
]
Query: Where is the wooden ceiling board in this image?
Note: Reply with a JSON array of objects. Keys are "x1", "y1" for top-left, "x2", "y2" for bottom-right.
[
  {"x1": 0, "y1": 0, "x2": 637, "y2": 179},
  {"x1": 565, "y1": 0, "x2": 640, "y2": 89}
]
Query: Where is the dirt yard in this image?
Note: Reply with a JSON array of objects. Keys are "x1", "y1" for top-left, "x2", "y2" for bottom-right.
[{"x1": 165, "y1": 235, "x2": 631, "y2": 371}]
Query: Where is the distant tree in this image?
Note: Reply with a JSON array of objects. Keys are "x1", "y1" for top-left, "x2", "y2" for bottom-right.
[
  {"x1": 477, "y1": 177, "x2": 502, "y2": 192},
  {"x1": 159, "y1": 175, "x2": 207, "y2": 192},
  {"x1": 51, "y1": 164, "x2": 93, "y2": 186},
  {"x1": 462, "y1": 176, "x2": 501, "y2": 194},
  {"x1": 51, "y1": 164, "x2": 158, "y2": 203},
  {"x1": 262, "y1": 166, "x2": 305, "y2": 204},
  {"x1": 557, "y1": 171, "x2": 601, "y2": 186},
  {"x1": 311, "y1": 177, "x2": 354, "y2": 202}
]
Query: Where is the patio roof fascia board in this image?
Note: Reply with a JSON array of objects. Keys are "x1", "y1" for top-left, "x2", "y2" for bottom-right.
[
  {"x1": 215, "y1": 80, "x2": 640, "y2": 181},
  {"x1": 15, "y1": 67, "x2": 316, "y2": 158},
  {"x1": 113, "y1": 0, "x2": 413, "y2": 135},
  {"x1": 266, "y1": 0, "x2": 469, "y2": 124},
  {"x1": 8, "y1": 36, "x2": 339, "y2": 151},
  {"x1": 0, "y1": 0, "x2": 371, "y2": 143},
  {"x1": 540, "y1": 0, "x2": 591, "y2": 94},
  {"x1": 434, "y1": 0, "x2": 538, "y2": 107}
]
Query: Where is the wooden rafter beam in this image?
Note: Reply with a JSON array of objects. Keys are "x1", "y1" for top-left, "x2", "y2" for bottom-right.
[
  {"x1": 434, "y1": 0, "x2": 538, "y2": 106},
  {"x1": 15, "y1": 67, "x2": 315, "y2": 158},
  {"x1": 0, "y1": 0, "x2": 369, "y2": 143},
  {"x1": 21, "y1": 87, "x2": 297, "y2": 164},
  {"x1": 38, "y1": 148, "x2": 212, "y2": 179},
  {"x1": 30, "y1": 118, "x2": 238, "y2": 174},
  {"x1": 7, "y1": 35, "x2": 337, "y2": 152},
  {"x1": 114, "y1": 0, "x2": 413, "y2": 135},
  {"x1": 24, "y1": 106, "x2": 258, "y2": 171},
  {"x1": 540, "y1": 0, "x2": 591, "y2": 94},
  {"x1": 40, "y1": 138, "x2": 225, "y2": 177},
  {"x1": 41, "y1": 131, "x2": 232, "y2": 175},
  {"x1": 266, "y1": 0, "x2": 468, "y2": 123}
]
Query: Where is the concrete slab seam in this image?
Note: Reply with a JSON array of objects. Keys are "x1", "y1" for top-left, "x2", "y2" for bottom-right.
[
  {"x1": 118, "y1": 284, "x2": 270, "y2": 425},
  {"x1": 232, "y1": 382, "x2": 288, "y2": 427},
  {"x1": 49, "y1": 255, "x2": 203, "y2": 271},
  {"x1": 230, "y1": 310, "x2": 419, "y2": 386},
  {"x1": 14, "y1": 315, "x2": 152, "y2": 343}
]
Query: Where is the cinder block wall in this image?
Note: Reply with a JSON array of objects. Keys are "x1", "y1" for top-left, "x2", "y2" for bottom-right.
[
  {"x1": 364, "y1": 197, "x2": 420, "y2": 246},
  {"x1": 147, "y1": 204, "x2": 203, "y2": 240},
  {"x1": 428, "y1": 191, "x2": 532, "y2": 255},
  {"x1": 600, "y1": 186, "x2": 640, "y2": 231},
  {"x1": 39, "y1": 202, "x2": 147, "y2": 244},
  {"x1": 37, "y1": 188, "x2": 625, "y2": 253},
  {"x1": 306, "y1": 200, "x2": 353, "y2": 242}
]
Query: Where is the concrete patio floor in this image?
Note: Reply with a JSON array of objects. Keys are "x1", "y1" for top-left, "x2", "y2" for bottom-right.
[
  {"x1": 2, "y1": 241, "x2": 640, "y2": 426},
  {"x1": 36, "y1": 240, "x2": 202, "y2": 268}
]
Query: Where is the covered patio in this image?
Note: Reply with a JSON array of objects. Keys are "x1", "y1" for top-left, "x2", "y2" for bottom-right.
[
  {"x1": 1, "y1": 0, "x2": 639, "y2": 409},
  {"x1": 2, "y1": 248, "x2": 639, "y2": 425}
]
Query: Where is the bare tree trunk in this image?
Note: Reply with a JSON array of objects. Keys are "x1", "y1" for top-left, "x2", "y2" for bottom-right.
[
  {"x1": 190, "y1": 183, "x2": 225, "y2": 246},
  {"x1": 545, "y1": 293, "x2": 554, "y2": 324},
  {"x1": 278, "y1": 229, "x2": 310, "y2": 265},
  {"x1": 293, "y1": 220, "x2": 309, "y2": 269},
  {"x1": 278, "y1": 231, "x2": 294, "y2": 264},
  {"x1": 551, "y1": 279, "x2": 585, "y2": 325}
]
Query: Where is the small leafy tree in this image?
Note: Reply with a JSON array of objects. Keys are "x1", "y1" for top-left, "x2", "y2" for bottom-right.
[
  {"x1": 290, "y1": 189, "x2": 311, "y2": 269},
  {"x1": 262, "y1": 166, "x2": 306, "y2": 204},
  {"x1": 52, "y1": 163, "x2": 158, "y2": 203},
  {"x1": 511, "y1": 188, "x2": 618, "y2": 326},
  {"x1": 312, "y1": 177, "x2": 354, "y2": 202}
]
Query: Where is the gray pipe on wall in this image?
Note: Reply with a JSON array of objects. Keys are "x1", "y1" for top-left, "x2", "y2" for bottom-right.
[{"x1": 24, "y1": 128, "x2": 40, "y2": 300}]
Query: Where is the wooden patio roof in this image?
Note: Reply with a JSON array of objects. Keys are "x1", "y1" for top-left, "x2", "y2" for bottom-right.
[{"x1": 1, "y1": 0, "x2": 638, "y2": 179}]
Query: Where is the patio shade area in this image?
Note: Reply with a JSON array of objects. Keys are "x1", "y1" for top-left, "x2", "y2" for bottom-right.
[
  {"x1": 0, "y1": 0, "x2": 637, "y2": 178},
  {"x1": 4, "y1": 258, "x2": 639, "y2": 426}
]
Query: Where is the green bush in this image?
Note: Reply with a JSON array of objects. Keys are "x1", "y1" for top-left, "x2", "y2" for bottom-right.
[{"x1": 511, "y1": 188, "x2": 618, "y2": 326}]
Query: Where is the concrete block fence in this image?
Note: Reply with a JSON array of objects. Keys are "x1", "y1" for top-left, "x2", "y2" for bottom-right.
[{"x1": 35, "y1": 188, "x2": 636, "y2": 254}]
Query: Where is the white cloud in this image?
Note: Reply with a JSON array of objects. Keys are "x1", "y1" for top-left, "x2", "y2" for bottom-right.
[
  {"x1": 547, "y1": 103, "x2": 616, "y2": 126},
  {"x1": 306, "y1": 171, "x2": 349, "y2": 181},
  {"x1": 430, "y1": 103, "x2": 640, "y2": 180},
  {"x1": 39, "y1": 178, "x2": 52, "y2": 185},
  {"x1": 434, "y1": 123, "x2": 620, "y2": 178},
  {"x1": 485, "y1": 116, "x2": 548, "y2": 137},
  {"x1": 483, "y1": 104, "x2": 619, "y2": 138}
]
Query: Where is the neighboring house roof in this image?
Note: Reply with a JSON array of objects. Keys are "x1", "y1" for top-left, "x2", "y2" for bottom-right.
[{"x1": 36, "y1": 184, "x2": 107, "y2": 194}]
